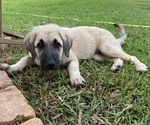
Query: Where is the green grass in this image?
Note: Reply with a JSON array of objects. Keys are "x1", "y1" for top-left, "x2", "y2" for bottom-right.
[{"x1": 1, "y1": 0, "x2": 150, "y2": 124}]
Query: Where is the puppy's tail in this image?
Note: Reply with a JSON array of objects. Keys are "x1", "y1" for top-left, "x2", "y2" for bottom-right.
[{"x1": 114, "y1": 22, "x2": 127, "y2": 45}]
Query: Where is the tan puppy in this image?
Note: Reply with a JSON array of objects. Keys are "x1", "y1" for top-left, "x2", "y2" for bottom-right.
[{"x1": 0, "y1": 23, "x2": 148, "y2": 86}]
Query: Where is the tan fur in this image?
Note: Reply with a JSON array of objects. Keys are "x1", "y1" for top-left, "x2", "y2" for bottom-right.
[{"x1": 0, "y1": 23, "x2": 148, "y2": 86}]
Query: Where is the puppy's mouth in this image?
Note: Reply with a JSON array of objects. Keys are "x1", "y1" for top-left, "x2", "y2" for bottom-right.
[{"x1": 41, "y1": 65, "x2": 59, "y2": 70}]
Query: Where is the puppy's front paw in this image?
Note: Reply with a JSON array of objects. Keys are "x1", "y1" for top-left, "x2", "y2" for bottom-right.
[
  {"x1": 70, "y1": 75, "x2": 86, "y2": 87},
  {"x1": 0, "y1": 63, "x2": 20, "y2": 74},
  {"x1": 0, "y1": 63, "x2": 10, "y2": 70}
]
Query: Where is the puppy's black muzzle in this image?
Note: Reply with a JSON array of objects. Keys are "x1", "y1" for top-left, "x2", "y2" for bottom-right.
[{"x1": 40, "y1": 45, "x2": 60, "y2": 70}]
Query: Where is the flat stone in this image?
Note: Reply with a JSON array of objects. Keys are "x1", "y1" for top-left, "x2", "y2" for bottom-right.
[
  {"x1": 0, "y1": 71, "x2": 13, "y2": 90},
  {"x1": 0, "y1": 85, "x2": 36, "y2": 125},
  {"x1": 20, "y1": 118, "x2": 44, "y2": 125}
]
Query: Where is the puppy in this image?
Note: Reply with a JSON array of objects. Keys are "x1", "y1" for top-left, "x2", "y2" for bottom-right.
[{"x1": 0, "y1": 23, "x2": 148, "y2": 86}]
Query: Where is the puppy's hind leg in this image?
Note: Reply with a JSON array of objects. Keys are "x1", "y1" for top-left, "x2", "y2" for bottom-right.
[
  {"x1": 99, "y1": 44, "x2": 148, "y2": 72},
  {"x1": 93, "y1": 54, "x2": 124, "y2": 71}
]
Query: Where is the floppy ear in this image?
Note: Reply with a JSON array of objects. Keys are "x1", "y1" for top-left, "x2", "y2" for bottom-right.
[
  {"x1": 59, "y1": 29, "x2": 73, "y2": 57},
  {"x1": 24, "y1": 32, "x2": 36, "y2": 61}
]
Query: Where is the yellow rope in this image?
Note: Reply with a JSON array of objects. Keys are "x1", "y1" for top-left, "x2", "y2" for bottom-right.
[{"x1": 5, "y1": 12, "x2": 150, "y2": 28}]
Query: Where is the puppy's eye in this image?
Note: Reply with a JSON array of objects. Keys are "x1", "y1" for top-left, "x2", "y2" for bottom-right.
[
  {"x1": 53, "y1": 39, "x2": 61, "y2": 49},
  {"x1": 37, "y1": 39, "x2": 44, "y2": 49}
]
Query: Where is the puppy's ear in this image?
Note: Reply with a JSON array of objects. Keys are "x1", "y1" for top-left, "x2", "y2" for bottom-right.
[
  {"x1": 59, "y1": 29, "x2": 73, "y2": 57},
  {"x1": 24, "y1": 32, "x2": 36, "y2": 61}
]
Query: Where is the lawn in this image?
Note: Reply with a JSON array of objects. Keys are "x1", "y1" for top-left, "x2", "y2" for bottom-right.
[{"x1": 1, "y1": 0, "x2": 150, "y2": 124}]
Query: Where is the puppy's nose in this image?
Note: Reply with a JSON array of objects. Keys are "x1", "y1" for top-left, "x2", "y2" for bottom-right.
[{"x1": 46, "y1": 61, "x2": 56, "y2": 69}]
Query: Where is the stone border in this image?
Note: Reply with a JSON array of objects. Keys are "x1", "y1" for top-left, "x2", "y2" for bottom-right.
[{"x1": 0, "y1": 71, "x2": 44, "y2": 125}]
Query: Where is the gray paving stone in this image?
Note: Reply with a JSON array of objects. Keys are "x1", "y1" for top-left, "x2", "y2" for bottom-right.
[
  {"x1": 0, "y1": 71, "x2": 13, "y2": 90},
  {"x1": 20, "y1": 118, "x2": 44, "y2": 125},
  {"x1": 0, "y1": 85, "x2": 36, "y2": 125}
]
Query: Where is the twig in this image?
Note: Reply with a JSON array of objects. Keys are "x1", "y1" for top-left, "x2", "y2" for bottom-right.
[
  {"x1": 78, "y1": 109, "x2": 82, "y2": 125},
  {"x1": 93, "y1": 114, "x2": 112, "y2": 125},
  {"x1": 118, "y1": 104, "x2": 133, "y2": 116}
]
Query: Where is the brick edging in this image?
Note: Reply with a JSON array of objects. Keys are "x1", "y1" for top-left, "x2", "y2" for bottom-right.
[{"x1": 0, "y1": 71, "x2": 44, "y2": 125}]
